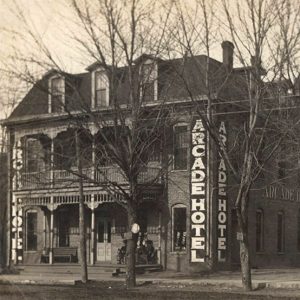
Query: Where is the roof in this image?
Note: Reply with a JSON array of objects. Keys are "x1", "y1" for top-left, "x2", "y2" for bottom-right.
[{"x1": 5, "y1": 54, "x2": 248, "y2": 124}]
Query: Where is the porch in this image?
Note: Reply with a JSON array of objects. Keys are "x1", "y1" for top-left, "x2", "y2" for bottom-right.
[{"x1": 12, "y1": 193, "x2": 163, "y2": 267}]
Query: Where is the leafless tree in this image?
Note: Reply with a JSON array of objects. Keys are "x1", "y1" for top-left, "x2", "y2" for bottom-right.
[{"x1": 170, "y1": 0, "x2": 300, "y2": 291}]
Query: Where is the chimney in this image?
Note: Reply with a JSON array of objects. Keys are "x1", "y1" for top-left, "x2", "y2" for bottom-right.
[{"x1": 222, "y1": 41, "x2": 234, "y2": 71}]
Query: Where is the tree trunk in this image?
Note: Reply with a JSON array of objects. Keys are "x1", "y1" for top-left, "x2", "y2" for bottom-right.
[
  {"x1": 75, "y1": 131, "x2": 88, "y2": 283},
  {"x1": 126, "y1": 201, "x2": 137, "y2": 288},
  {"x1": 236, "y1": 192, "x2": 252, "y2": 291},
  {"x1": 239, "y1": 231, "x2": 252, "y2": 291}
]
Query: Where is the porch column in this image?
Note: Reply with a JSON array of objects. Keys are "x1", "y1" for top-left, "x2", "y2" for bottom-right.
[
  {"x1": 43, "y1": 211, "x2": 47, "y2": 250},
  {"x1": 50, "y1": 137, "x2": 54, "y2": 187},
  {"x1": 87, "y1": 197, "x2": 99, "y2": 265},
  {"x1": 91, "y1": 208, "x2": 95, "y2": 265},
  {"x1": 158, "y1": 211, "x2": 162, "y2": 265},
  {"x1": 49, "y1": 208, "x2": 54, "y2": 265},
  {"x1": 47, "y1": 201, "x2": 59, "y2": 265}
]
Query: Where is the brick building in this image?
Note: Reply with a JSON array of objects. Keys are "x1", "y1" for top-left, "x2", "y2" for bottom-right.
[{"x1": 2, "y1": 41, "x2": 300, "y2": 273}]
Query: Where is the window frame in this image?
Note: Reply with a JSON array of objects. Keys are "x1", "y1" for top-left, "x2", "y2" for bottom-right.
[
  {"x1": 25, "y1": 210, "x2": 38, "y2": 252},
  {"x1": 173, "y1": 124, "x2": 189, "y2": 171},
  {"x1": 255, "y1": 209, "x2": 264, "y2": 253},
  {"x1": 277, "y1": 211, "x2": 285, "y2": 253},
  {"x1": 48, "y1": 75, "x2": 65, "y2": 113},
  {"x1": 171, "y1": 204, "x2": 187, "y2": 252},
  {"x1": 94, "y1": 70, "x2": 109, "y2": 108},
  {"x1": 140, "y1": 60, "x2": 158, "y2": 103}
]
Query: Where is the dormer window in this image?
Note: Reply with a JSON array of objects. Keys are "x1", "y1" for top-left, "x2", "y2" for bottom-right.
[
  {"x1": 49, "y1": 76, "x2": 65, "y2": 113},
  {"x1": 95, "y1": 71, "x2": 109, "y2": 107},
  {"x1": 140, "y1": 61, "x2": 157, "y2": 102}
]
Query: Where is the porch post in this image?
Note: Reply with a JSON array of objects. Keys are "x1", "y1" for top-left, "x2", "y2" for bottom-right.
[
  {"x1": 49, "y1": 210, "x2": 54, "y2": 264},
  {"x1": 88, "y1": 196, "x2": 98, "y2": 265},
  {"x1": 43, "y1": 211, "x2": 47, "y2": 250},
  {"x1": 50, "y1": 137, "x2": 54, "y2": 187},
  {"x1": 49, "y1": 202, "x2": 54, "y2": 265},
  {"x1": 91, "y1": 208, "x2": 95, "y2": 265},
  {"x1": 158, "y1": 211, "x2": 162, "y2": 265}
]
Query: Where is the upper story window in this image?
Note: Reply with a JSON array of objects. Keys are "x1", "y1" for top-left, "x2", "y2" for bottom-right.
[
  {"x1": 50, "y1": 76, "x2": 65, "y2": 113},
  {"x1": 140, "y1": 62, "x2": 157, "y2": 103},
  {"x1": 173, "y1": 125, "x2": 188, "y2": 170},
  {"x1": 95, "y1": 71, "x2": 109, "y2": 108},
  {"x1": 25, "y1": 138, "x2": 45, "y2": 173}
]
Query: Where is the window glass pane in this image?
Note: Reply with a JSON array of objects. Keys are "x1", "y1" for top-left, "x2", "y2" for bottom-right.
[
  {"x1": 51, "y1": 78, "x2": 63, "y2": 94},
  {"x1": 174, "y1": 126, "x2": 188, "y2": 170},
  {"x1": 95, "y1": 72, "x2": 108, "y2": 107},
  {"x1": 107, "y1": 221, "x2": 111, "y2": 243},
  {"x1": 27, "y1": 212, "x2": 37, "y2": 251},
  {"x1": 26, "y1": 139, "x2": 44, "y2": 173},
  {"x1": 97, "y1": 220, "x2": 104, "y2": 243},
  {"x1": 95, "y1": 89, "x2": 107, "y2": 107},
  {"x1": 173, "y1": 207, "x2": 186, "y2": 251}
]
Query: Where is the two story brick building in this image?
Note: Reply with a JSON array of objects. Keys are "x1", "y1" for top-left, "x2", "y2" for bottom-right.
[{"x1": 2, "y1": 41, "x2": 300, "y2": 273}]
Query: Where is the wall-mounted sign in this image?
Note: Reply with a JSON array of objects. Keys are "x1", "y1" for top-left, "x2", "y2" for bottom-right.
[
  {"x1": 217, "y1": 122, "x2": 227, "y2": 262},
  {"x1": 190, "y1": 119, "x2": 207, "y2": 262}
]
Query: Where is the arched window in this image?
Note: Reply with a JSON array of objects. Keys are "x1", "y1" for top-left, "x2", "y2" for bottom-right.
[
  {"x1": 26, "y1": 210, "x2": 37, "y2": 251},
  {"x1": 172, "y1": 204, "x2": 187, "y2": 252},
  {"x1": 277, "y1": 211, "x2": 285, "y2": 253},
  {"x1": 256, "y1": 209, "x2": 264, "y2": 252}
]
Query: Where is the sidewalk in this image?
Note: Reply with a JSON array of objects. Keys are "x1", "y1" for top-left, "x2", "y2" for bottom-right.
[{"x1": 1, "y1": 268, "x2": 300, "y2": 290}]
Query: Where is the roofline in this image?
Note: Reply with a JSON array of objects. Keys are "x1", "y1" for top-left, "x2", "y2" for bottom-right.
[{"x1": 2, "y1": 95, "x2": 213, "y2": 127}]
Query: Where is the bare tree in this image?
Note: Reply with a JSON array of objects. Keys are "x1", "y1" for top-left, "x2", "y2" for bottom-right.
[
  {"x1": 1, "y1": 0, "x2": 174, "y2": 288},
  {"x1": 170, "y1": 0, "x2": 300, "y2": 291}
]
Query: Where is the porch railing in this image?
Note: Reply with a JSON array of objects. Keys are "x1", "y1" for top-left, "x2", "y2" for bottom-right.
[{"x1": 19, "y1": 166, "x2": 162, "y2": 190}]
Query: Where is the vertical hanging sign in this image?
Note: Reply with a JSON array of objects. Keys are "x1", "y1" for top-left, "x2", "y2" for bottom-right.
[
  {"x1": 217, "y1": 121, "x2": 227, "y2": 262},
  {"x1": 190, "y1": 119, "x2": 207, "y2": 262}
]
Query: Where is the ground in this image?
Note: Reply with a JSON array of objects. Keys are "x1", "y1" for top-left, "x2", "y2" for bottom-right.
[{"x1": 1, "y1": 281, "x2": 300, "y2": 300}]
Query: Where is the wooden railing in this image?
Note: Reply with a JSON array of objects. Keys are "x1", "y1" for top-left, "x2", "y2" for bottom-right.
[{"x1": 18, "y1": 166, "x2": 162, "y2": 190}]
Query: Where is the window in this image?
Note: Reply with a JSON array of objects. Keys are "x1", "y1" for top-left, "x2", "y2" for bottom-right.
[
  {"x1": 277, "y1": 211, "x2": 285, "y2": 253},
  {"x1": 172, "y1": 205, "x2": 187, "y2": 251},
  {"x1": 141, "y1": 63, "x2": 156, "y2": 102},
  {"x1": 58, "y1": 210, "x2": 70, "y2": 247},
  {"x1": 95, "y1": 72, "x2": 108, "y2": 107},
  {"x1": 51, "y1": 77, "x2": 64, "y2": 113},
  {"x1": 256, "y1": 209, "x2": 264, "y2": 252},
  {"x1": 25, "y1": 138, "x2": 44, "y2": 173},
  {"x1": 26, "y1": 211, "x2": 37, "y2": 251},
  {"x1": 174, "y1": 126, "x2": 188, "y2": 170}
]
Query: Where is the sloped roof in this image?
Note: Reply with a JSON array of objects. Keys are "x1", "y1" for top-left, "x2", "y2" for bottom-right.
[{"x1": 7, "y1": 54, "x2": 244, "y2": 122}]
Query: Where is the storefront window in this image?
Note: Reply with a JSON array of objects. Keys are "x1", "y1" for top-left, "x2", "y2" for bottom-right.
[
  {"x1": 26, "y1": 211, "x2": 37, "y2": 251},
  {"x1": 172, "y1": 205, "x2": 187, "y2": 251}
]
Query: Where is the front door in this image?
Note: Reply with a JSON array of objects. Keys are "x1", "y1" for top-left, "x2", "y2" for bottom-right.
[{"x1": 96, "y1": 218, "x2": 111, "y2": 262}]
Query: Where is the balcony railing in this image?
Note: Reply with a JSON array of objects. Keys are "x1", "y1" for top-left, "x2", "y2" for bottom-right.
[{"x1": 18, "y1": 166, "x2": 162, "y2": 190}]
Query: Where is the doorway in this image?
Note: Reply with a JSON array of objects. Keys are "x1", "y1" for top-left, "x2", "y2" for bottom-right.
[{"x1": 96, "y1": 217, "x2": 111, "y2": 262}]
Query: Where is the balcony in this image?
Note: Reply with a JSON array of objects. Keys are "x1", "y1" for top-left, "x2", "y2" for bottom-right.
[{"x1": 18, "y1": 166, "x2": 162, "y2": 190}]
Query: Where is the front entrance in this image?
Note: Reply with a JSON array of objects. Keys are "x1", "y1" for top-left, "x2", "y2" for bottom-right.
[{"x1": 96, "y1": 218, "x2": 111, "y2": 262}]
